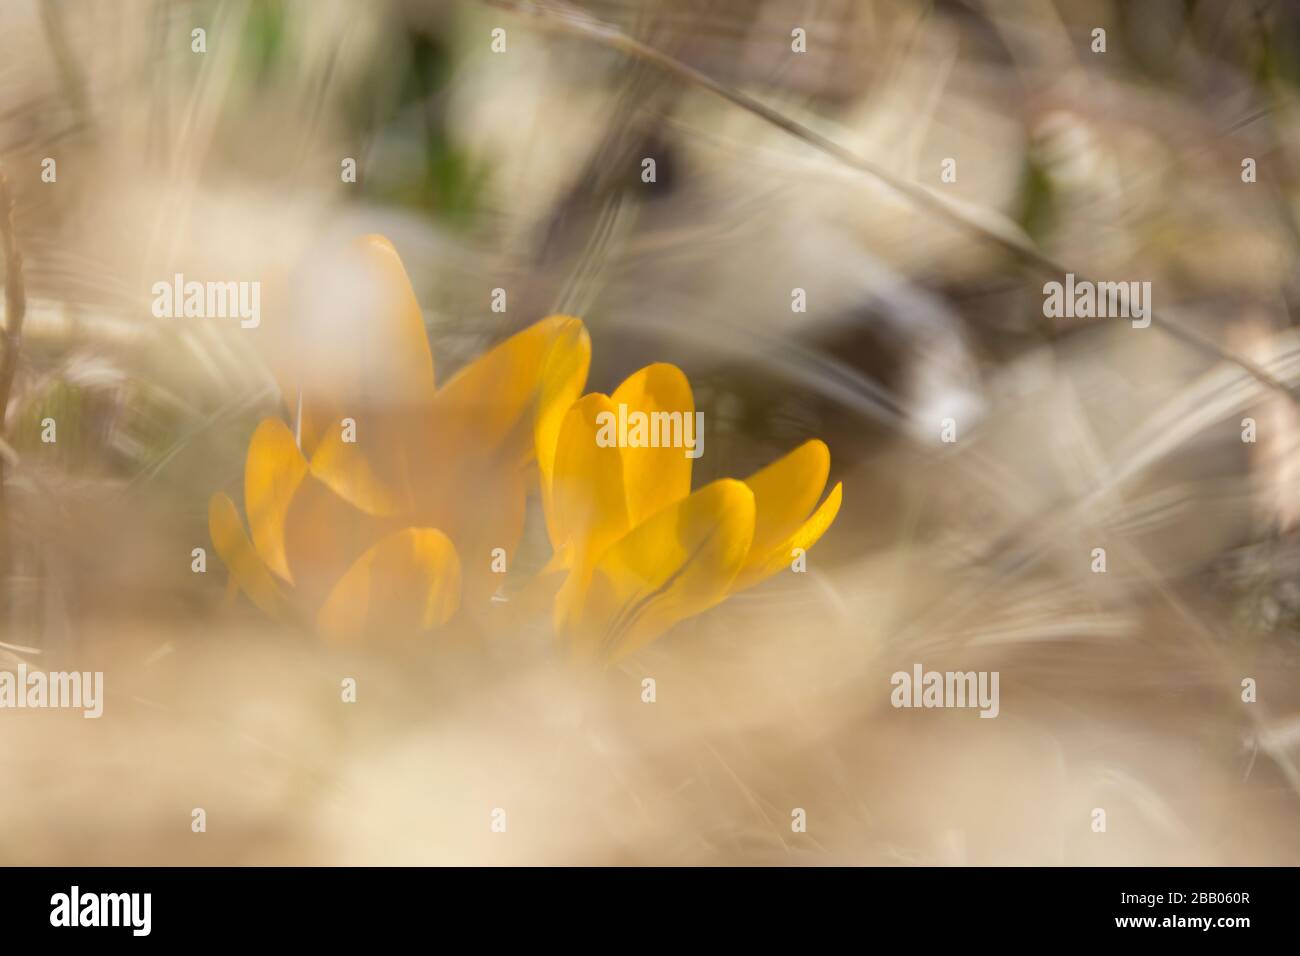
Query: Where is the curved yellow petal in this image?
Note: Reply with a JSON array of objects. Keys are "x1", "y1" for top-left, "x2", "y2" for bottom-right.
[
  {"x1": 243, "y1": 418, "x2": 309, "y2": 581},
  {"x1": 535, "y1": 319, "x2": 593, "y2": 540},
  {"x1": 282, "y1": 234, "x2": 435, "y2": 457},
  {"x1": 433, "y1": 316, "x2": 589, "y2": 473},
  {"x1": 348, "y1": 233, "x2": 437, "y2": 400},
  {"x1": 316, "y1": 527, "x2": 461, "y2": 646},
  {"x1": 610, "y1": 363, "x2": 695, "y2": 524},
  {"x1": 307, "y1": 414, "x2": 407, "y2": 517},
  {"x1": 550, "y1": 393, "x2": 629, "y2": 567},
  {"x1": 208, "y1": 493, "x2": 290, "y2": 620},
  {"x1": 567, "y1": 479, "x2": 755, "y2": 664},
  {"x1": 743, "y1": 439, "x2": 830, "y2": 561},
  {"x1": 734, "y1": 481, "x2": 843, "y2": 592},
  {"x1": 282, "y1": 469, "x2": 395, "y2": 614}
]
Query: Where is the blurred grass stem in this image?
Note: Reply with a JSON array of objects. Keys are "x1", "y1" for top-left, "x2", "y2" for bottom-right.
[
  {"x1": 481, "y1": 0, "x2": 1298, "y2": 403},
  {"x1": 0, "y1": 169, "x2": 26, "y2": 624}
]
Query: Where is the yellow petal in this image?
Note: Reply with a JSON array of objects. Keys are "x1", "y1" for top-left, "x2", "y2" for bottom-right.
[
  {"x1": 549, "y1": 393, "x2": 629, "y2": 567},
  {"x1": 610, "y1": 363, "x2": 695, "y2": 524},
  {"x1": 733, "y1": 481, "x2": 843, "y2": 592},
  {"x1": 535, "y1": 319, "x2": 593, "y2": 539},
  {"x1": 437, "y1": 462, "x2": 529, "y2": 610},
  {"x1": 410, "y1": 317, "x2": 588, "y2": 550},
  {"x1": 281, "y1": 234, "x2": 436, "y2": 457},
  {"x1": 208, "y1": 493, "x2": 290, "y2": 620},
  {"x1": 316, "y1": 528, "x2": 461, "y2": 646},
  {"x1": 307, "y1": 413, "x2": 409, "y2": 517},
  {"x1": 282, "y1": 469, "x2": 395, "y2": 613},
  {"x1": 567, "y1": 479, "x2": 755, "y2": 664},
  {"x1": 743, "y1": 439, "x2": 830, "y2": 561},
  {"x1": 243, "y1": 418, "x2": 309, "y2": 581},
  {"x1": 433, "y1": 316, "x2": 589, "y2": 474}
]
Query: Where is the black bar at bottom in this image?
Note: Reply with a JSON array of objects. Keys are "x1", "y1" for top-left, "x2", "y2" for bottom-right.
[{"x1": 0, "y1": 866, "x2": 1285, "y2": 942}]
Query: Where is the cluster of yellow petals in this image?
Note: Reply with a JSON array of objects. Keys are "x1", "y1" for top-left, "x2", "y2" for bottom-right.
[
  {"x1": 209, "y1": 235, "x2": 589, "y2": 644},
  {"x1": 537, "y1": 364, "x2": 842, "y2": 663},
  {"x1": 210, "y1": 235, "x2": 840, "y2": 658}
]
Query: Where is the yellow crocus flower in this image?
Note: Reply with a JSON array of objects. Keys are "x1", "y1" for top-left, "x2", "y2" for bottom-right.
[
  {"x1": 537, "y1": 362, "x2": 842, "y2": 663},
  {"x1": 209, "y1": 234, "x2": 590, "y2": 644}
]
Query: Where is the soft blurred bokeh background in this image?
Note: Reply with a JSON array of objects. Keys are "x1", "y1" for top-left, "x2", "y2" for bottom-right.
[{"x1": 2, "y1": 0, "x2": 1300, "y2": 864}]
